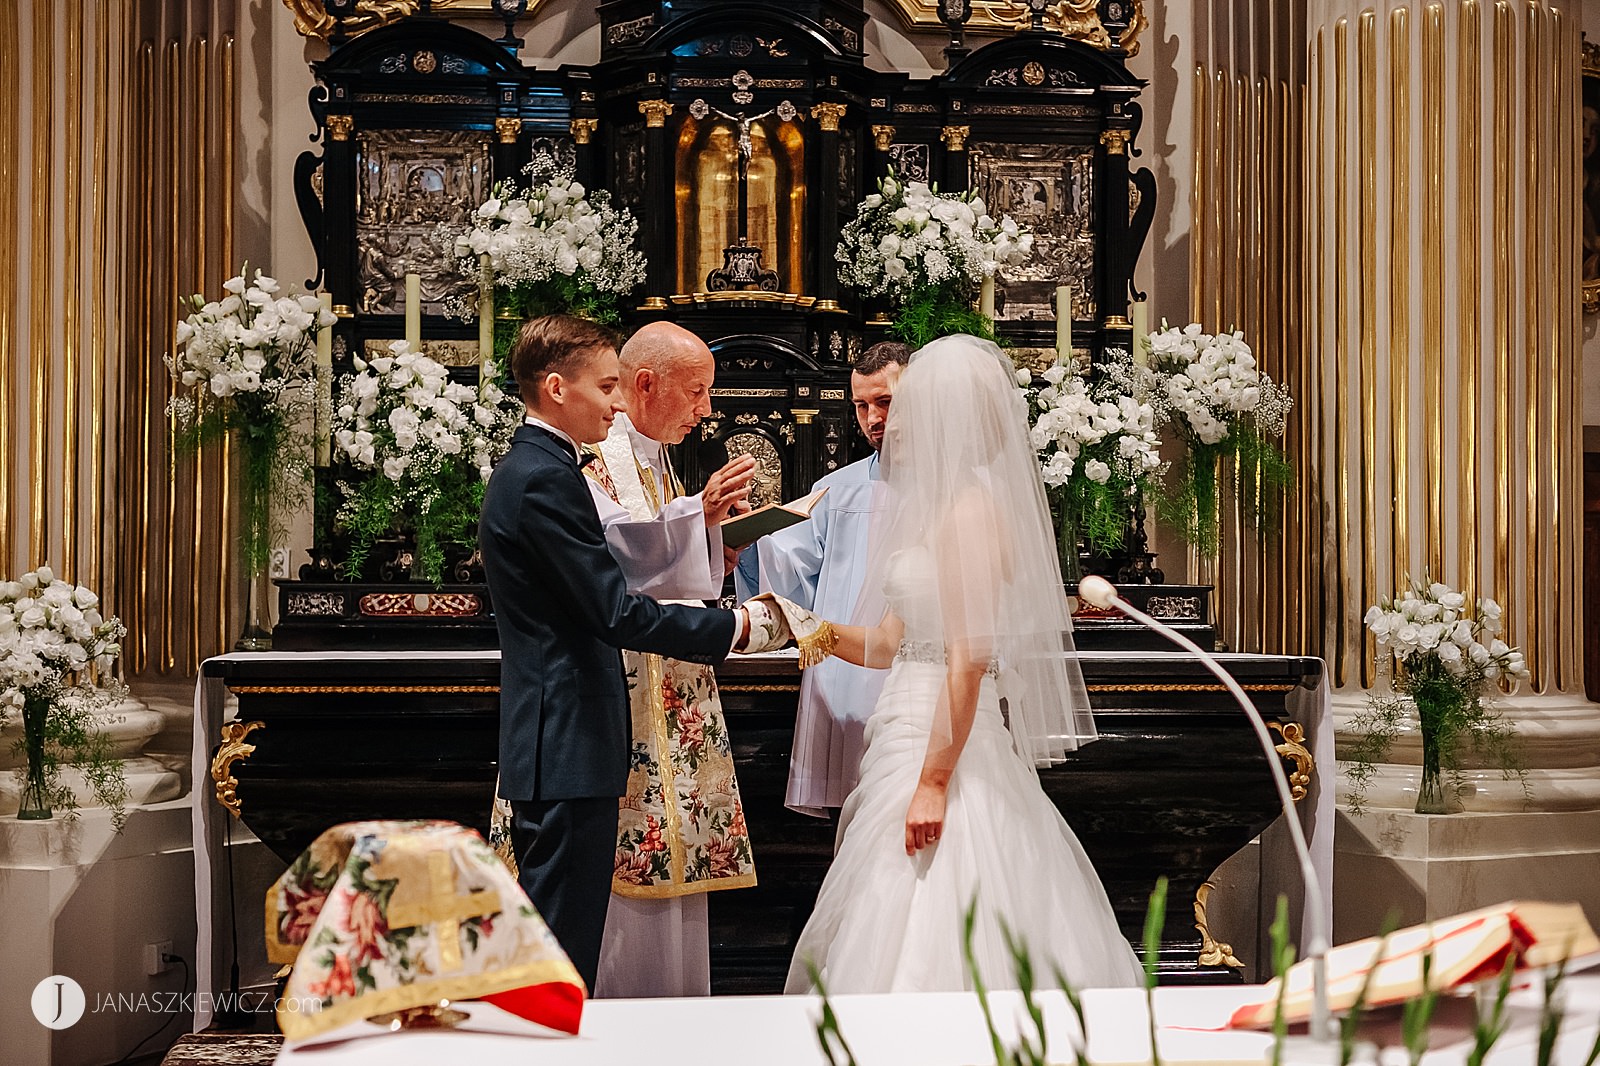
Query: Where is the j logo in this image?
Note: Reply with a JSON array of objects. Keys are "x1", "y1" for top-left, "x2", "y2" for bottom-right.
[{"x1": 30, "y1": 975, "x2": 86, "y2": 1030}]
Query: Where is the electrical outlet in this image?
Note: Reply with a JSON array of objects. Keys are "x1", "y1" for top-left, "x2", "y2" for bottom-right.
[
  {"x1": 269, "y1": 548, "x2": 291, "y2": 580},
  {"x1": 144, "y1": 939, "x2": 173, "y2": 976}
]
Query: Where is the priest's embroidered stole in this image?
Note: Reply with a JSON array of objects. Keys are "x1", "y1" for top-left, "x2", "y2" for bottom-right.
[{"x1": 579, "y1": 421, "x2": 755, "y2": 899}]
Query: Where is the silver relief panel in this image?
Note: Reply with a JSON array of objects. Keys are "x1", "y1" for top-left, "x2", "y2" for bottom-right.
[
  {"x1": 968, "y1": 142, "x2": 1097, "y2": 322},
  {"x1": 355, "y1": 129, "x2": 492, "y2": 316}
]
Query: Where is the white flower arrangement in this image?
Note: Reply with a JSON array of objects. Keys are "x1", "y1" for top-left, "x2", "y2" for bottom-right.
[
  {"x1": 1145, "y1": 323, "x2": 1292, "y2": 445},
  {"x1": 0, "y1": 567, "x2": 124, "y2": 711},
  {"x1": 1363, "y1": 582, "x2": 1528, "y2": 683},
  {"x1": 164, "y1": 265, "x2": 336, "y2": 576},
  {"x1": 0, "y1": 566, "x2": 129, "y2": 824},
  {"x1": 1142, "y1": 322, "x2": 1294, "y2": 554},
  {"x1": 166, "y1": 268, "x2": 335, "y2": 410},
  {"x1": 1346, "y1": 578, "x2": 1530, "y2": 814},
  {"x1": 333, "y1": 342, "x2": 521, "y2": 583},
  {"x1": 837, "y1": 174, "x2": 1032, "y2": 303},
  {"x1": 1016, "y1": 349, "x2": 1163, "y2": 566},
  {"x1": 440, "y1": 158, "x2": 646, "y2": 326}
]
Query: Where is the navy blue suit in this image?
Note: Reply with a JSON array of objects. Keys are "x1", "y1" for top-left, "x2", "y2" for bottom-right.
[{"x1": 480, "y1": 422, "x2": 735, "y2": 986}]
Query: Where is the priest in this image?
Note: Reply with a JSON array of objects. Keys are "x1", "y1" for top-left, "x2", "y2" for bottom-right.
[
  {"x1": 585, "y1": 321, "x2": 759, "y2": 998},
  {"x1": 734, "y1": 340, "x2": 910, "y2": 816}
]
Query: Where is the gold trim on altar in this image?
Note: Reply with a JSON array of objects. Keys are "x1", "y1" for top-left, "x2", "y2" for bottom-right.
[
  {"x1": 882, "y1": 0, "x2": 1146, "y2": 58},
  {"x1": 283, "y1": 1, "x2": 552, "y2": 41}
]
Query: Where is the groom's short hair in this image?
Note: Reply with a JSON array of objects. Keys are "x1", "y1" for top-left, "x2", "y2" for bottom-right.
[
  {"x1": 509, "y1": 315, "x2": 619, "y2": 403},
  {"x1": 854, "y1": 340, "x2": 912, "y2": 377}
]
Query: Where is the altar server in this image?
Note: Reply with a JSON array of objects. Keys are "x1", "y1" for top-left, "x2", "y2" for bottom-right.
[
  {"x1": 734, "y1": 340, "x2": 910, "y2": 816},
  {"x1": 480, "y1": 315, "x2": 752, "y2": 993},
  {"x1": 584, "y1": 321, "x2": 760, "y2": 998}
]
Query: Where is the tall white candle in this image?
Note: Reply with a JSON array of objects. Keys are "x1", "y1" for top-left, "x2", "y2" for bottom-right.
[
  {"x1": 979, "y1": 275, "x2": 996, "y2": 321},
  {"x1": 478, "y1": 254, "x2": 494, "y2": 375},
  {"x1": 1131, "y1": 297, "x2": 1149, "y2": 366},
  {"x1": 316, "y1": 292, "x2": 333, "y2": 467},
  {"x1": 404, "y1": 273, "x2": 421, "y2": 349},
  {"x1": 1055, "y1": 285, "x2": 1072, "y2": 358}
]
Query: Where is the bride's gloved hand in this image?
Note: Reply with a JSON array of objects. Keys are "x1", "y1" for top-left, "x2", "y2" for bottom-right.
[
  {"x1": 733, "y1": 593, "x2": 838, "y2": 667},
  {"x1": 905, "y1": 776, "x2": 948, "y2": 855}
]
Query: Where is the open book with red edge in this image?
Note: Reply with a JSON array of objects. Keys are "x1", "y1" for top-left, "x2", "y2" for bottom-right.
[
  {"x1": 721, "y1": 487, "x2": 828, "y2": 548},
  {"x1": 1226, "y1": 901, "x2": 1600, "y2": 1029}
]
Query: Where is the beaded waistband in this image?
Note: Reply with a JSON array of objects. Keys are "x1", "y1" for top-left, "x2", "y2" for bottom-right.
[{"x1": 895, "y1": 639, "x2": 1001, "y2": 679}]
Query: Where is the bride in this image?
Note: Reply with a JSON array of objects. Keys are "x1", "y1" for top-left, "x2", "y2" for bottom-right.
[{"x1": 782, "y1": 334, "x2": 1142, "y2": 994}]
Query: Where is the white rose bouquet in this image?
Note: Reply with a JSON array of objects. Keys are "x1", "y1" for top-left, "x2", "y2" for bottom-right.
[
  {"x1": 333, "y1": 342, "x2": 521, "y2": 584},
  {"x1": 440, "y1": 157, "x2": 646, "y2": 335},
  {"x1": 1017, "y1": 350, "x2": 1163, "y2": 577},
  {"x1": 837, "y1": 171, "x2": 1032, "y2": 346},
  {"x1": 0, "y1": 566, "x2": 129, "y2": 825},
  {"x1": 1143, "y1": 323, "x2": 1293, "y2": 554},
  {"x1": 165, "y1": 266, "x2": 337, "y2": 577},
  {"x1": 1345, "y1": 579, "x2": 1529, "y2": 814}
]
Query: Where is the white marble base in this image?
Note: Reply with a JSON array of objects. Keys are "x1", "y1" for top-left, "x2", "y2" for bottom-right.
[
  {"x1": 1333, "y1": 806, "x2": 1600, "y2": 942},
  {"x1": 0, "y1": 800, "x2": 199, "y2": 1066},
  {"x1": 1331, "y1": 691, "x2": 1600, "y2": 812}
]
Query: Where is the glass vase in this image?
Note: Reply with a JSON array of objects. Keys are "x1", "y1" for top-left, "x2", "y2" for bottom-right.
[
  {"x1": 1057, "y1": 506, "x2": 1083, "y2": 585},
  {"x1": 233, "y1": 420, "x2": 277, "y2": 651},
  {"x1": 17, "y1": 692, "x2": 54, "y2": 820},
  {"x1": 1413, "y1": 695, "x2": 1458, "y2": 815},
  {"x1": 235, "y1": 565, "x2": 274, "y2": 651}
]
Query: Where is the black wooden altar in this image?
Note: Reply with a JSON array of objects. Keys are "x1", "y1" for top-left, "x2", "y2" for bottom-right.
[
  {"x1": 284, "y1": 1, "x2": 1156, "y2": 604},
  {"x1": 206, "y1": 651, "x2": 1321, "y2": 990}
]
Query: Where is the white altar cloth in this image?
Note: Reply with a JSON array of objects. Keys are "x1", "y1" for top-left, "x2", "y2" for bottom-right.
[{"x1": 272, "y1": 979, "x2": 1600, "y2": 1066}]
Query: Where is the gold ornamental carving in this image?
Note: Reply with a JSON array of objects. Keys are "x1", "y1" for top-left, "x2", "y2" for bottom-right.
[
  {"x1": 327, "y1": 113, "x2": 354, "y2": 142},
  {"x1": 810, "y1": 102, "x2": 847, "y2": 132},
  {"x1": 494, "y1": 117, "x2": 522, "y2": 144},
  {"x1": 1194, "y1": 881, "x2": 1244, "y2": 969},
  {"x1": 881, "y1": 0, "x2": 1146, "y2": 57},
  {"x1": 1267, "y1": 720, "x2": 1315, "y2": 803},
  {"x1": 570, "y1": 117, "x2": 598, "y2": 145},
  {"x1": 870, "y1": 124, "x2": 895, "y2": 151},
  {"x1": 940, "y1": 125, "x2": 970, "y2": 152},
  {"x1": 638, "y1": 100, "x2": 674, "y2": 129},
  {"x1": 211, "y1": 720, "x2": 266, "y2": 819},
  {"x1": 1100, "y1": 128, "x2": 1131, "y2": 156},
  {"x1": 283, "y1": 0, "x2": 552, "y2": 41}
]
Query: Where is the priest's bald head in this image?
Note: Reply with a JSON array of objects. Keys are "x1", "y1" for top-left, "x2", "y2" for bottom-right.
[{"x1": 618, "y1": 321, "x2": 717, "y2": 445}]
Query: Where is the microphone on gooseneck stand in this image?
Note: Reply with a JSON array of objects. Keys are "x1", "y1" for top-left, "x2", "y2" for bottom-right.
[{"x1": 1076, "y1": 576, "x2": 1333, "y2": 1051}]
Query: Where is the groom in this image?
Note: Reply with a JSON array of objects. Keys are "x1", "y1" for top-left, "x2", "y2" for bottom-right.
[{"x1": 479, "y1": 314, "x2": 751, "y2": 990}]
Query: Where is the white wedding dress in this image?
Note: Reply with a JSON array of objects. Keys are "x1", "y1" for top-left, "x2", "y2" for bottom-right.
[{"x1": 785, "y1": 547, "x2": 1143, "y2": 994}]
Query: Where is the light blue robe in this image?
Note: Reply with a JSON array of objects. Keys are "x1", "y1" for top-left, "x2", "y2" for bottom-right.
[{"x1": 735, "y1": 454, "x2": 887, "y2": 816}]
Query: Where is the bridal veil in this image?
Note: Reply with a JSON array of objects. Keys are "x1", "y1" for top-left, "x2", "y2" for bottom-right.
[{"x1": 852, "y1": 333, "x2": 1098, "y2": 765}]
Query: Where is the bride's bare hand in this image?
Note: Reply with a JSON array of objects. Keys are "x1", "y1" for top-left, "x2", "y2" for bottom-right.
[{"x1": 905, "y1": 781, "x2": 948, "y2": 855}]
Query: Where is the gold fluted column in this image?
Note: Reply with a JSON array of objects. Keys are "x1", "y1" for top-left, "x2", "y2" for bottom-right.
[
  {"x1": 1304, "y1": 0, "x2": 1600, "y2": 939},
  {"x1": 0, "y1": 3, "x2": 239, "y2": 676},
  {"x1": 1306, "y1": 0, "x2": 1587, "y2": 707},
  {"x1": 1189, "y1": 41, "x2": 1307, "y2": 657}
]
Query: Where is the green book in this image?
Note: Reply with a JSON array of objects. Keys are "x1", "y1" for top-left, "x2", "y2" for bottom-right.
[{"x1": 721, "y1": 487, "x2": 828, "y2": 548}]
